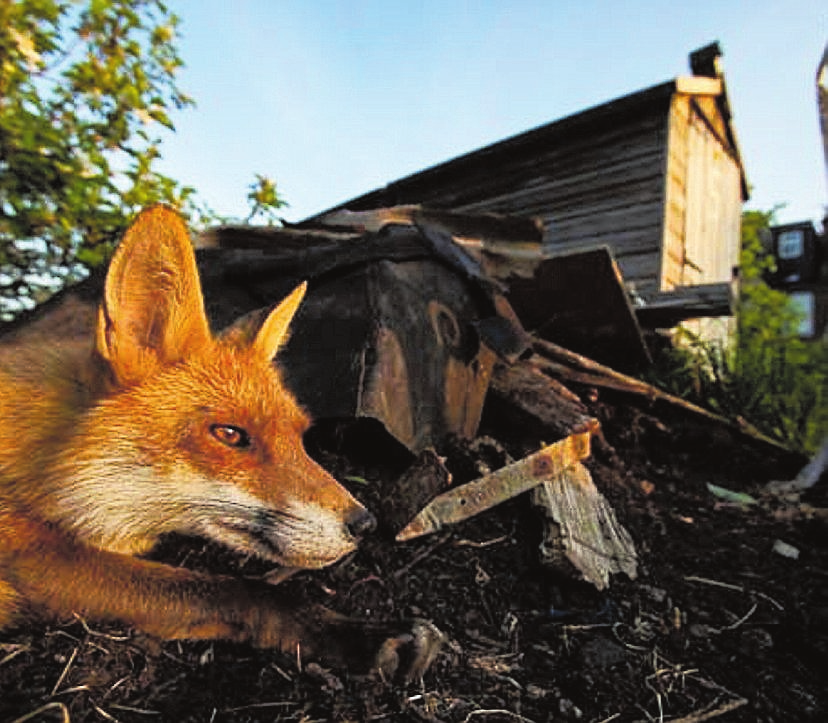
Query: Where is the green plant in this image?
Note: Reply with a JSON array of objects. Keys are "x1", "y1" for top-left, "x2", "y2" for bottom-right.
[
  {"x1": 246, "y1": 174, "x2": 288, "y2": 225},
  {"x1": 0, "y1": 0, "x2": 197, "y2": 317},
  {"x1": 649, "y1": 210, "x2": 827, "y2": 455},
  {"x1": 0, "y1": 1, "x2": 287, "y2": 320}
]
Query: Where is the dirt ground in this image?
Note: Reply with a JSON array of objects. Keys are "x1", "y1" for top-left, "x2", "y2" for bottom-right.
[{"x1": 1, "y1": 385, "x2": 826, "y2": 723}]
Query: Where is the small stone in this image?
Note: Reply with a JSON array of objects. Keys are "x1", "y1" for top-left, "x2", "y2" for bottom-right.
[{"x1": 772, "y1": 539, "x2": 800, "y2": 560}]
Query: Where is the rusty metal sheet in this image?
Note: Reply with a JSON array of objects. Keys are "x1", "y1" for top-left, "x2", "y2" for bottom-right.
[
  {"x1": 484, "y1": 245, "x2": 651, "y2": 372},
  {"x1": 197, "y1": 225, "x2": 515, "y2": 452},
  {"x1": 396, "y1": 429, "x2": 593, "y2": 541}
]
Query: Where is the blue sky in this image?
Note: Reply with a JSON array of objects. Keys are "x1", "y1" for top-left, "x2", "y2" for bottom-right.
[{"x1": 158, "y1": 1, "x2": 828, "y2": 227}]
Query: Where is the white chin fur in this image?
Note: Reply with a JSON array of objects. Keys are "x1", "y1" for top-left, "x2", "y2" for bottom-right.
[
  {"x1": 57, "y1": 459, "x2": 357, "y2": 567},
  {"x1": 264, "y1": 500, "x2": 358, "y2": 568}
]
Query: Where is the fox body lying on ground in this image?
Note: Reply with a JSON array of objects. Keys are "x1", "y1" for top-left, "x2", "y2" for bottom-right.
[{"x1": 0, "y1": 206, "x2": 440, "y2": 680}]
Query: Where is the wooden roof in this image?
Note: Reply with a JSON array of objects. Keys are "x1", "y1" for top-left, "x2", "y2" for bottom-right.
[{"x1": 309, "y1": 43, "x2": 748, "y2": 219}]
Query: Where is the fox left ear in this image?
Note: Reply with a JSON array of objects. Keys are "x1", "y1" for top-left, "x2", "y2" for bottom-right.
[
  {"x1": 96, "y1": 206, "x2": 211, "y2": 386},
  {"x1": 252, "y1": 282, "x2": 307, "y2": 361}
]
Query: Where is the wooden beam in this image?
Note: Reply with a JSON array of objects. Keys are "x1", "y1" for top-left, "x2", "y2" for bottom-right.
[
  {"x1": 674, "y1": 75, "x2": 723, "y2": 97},
  {"x1": 531, "y1": 336, "x2": 797, "y2": 457},
  {"x1": 634, "y1": 282, "x2": 735, "y2": 328}
]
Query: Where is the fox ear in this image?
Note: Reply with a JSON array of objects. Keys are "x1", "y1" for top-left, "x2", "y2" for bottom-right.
[
  {"x1": 252, "y1": 283, "x2": 307, "y2": 361},
  {"x1": 96, "y1": 206, "x2": 211, "y2": 385}
]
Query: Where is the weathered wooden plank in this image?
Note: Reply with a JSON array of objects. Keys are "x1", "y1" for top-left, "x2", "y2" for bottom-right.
[
  {"x1": 613, "y1": 251, "x2": 662, "y2": 284},
  {"x1": 491, "y1": 246, "x2": 650, "y2": 370},
  {"x1": 549, "y1": 200, "x2": 665, "y2": 238},
  {"x1": 693, "y1": 95, "x2": 732, "y2": 153},
  {"x1": 662, "y1": 250, "x2": 685, "y2": 290},
  {"x1": 531, "y1": 462, "x2": 638, "y2": 589},
  {"x1": 544, "y1": 171, "x2": 665, "y2": 211},
  {"x1": 364, "y1": 116, "x2": 669, "y2": 216},
  {"x1": 635, "y1": 282, "x2": 734, "y2": 327},
  {"x1": 675, "y1": 75, "x2": 723, "y2": 96},
  {"x1": 546, "y1": 193, "x2": 665, "y2": 223},
  {"x1": 458, "y1": 155, "x2": 666, "y2": 217},
  {"x1": 447, "y1": 157, "x2": 666, "y2": 220},
  {"x1": 532, "y1": 337, "x2": 798, "y2": 458},
  {"x1": 680, "y1": 104, "x2": 743, "y2": 290},
  {"x1": 665, "y1": 198, "x2": 687, "y2": 238},
  {"x1": 396, "y1": 149, "x2": 659, "y2": 213},
  {"x1": 543, "y1": 230, "x2": 662, "y2": 259},
  {"x1": 661, "y1": 95, "x2": 690, "y2": 291}
]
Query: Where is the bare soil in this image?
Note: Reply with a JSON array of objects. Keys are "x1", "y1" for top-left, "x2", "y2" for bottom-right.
[{"x1": 1, "y1": 388, "x2": 826, "y2": 723}]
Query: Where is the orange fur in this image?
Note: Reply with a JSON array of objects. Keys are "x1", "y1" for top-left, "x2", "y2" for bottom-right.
[{"x1": 0, "y1": 207, "x2": 440, "y2": 677}]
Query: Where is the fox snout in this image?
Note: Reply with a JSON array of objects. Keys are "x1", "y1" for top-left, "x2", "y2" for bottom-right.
[
  {"x1": 267, "y1": 500, "x2": 376, "y2": 569},
  {"x1": 345, "y1": 506, "x2": 377, "y2": 538},
  {"x1": 252, "y1": 479, "x2": 376, "y2": 569}
]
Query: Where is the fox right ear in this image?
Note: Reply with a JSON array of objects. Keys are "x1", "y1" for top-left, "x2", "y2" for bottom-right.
[
  {"x1": 252, "y1": 283, "x2": 307, "y2": 362},
  {"x1": 96, "y1": 206, "x2": 211, "y2": 386}
]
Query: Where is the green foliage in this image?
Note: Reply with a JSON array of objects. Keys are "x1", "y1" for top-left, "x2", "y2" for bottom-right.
[
  {"x1": 0, "y1": 0, "x2": 196, "y2": 316},
  {"x1": 649, "y1": 210, "x2": 827, "y2": 455},
  {"x1": 0, "y1": 1, "x2": 287, "y2": 319},
  {"x1": 246, "y1": 173, "x2": 287, "y2": 225}
]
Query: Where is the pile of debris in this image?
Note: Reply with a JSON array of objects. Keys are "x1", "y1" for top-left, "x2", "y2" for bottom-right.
[
  {"x1": 192, "y1": 205, "x2": 804, "y2": 590},
  {"x1": 1, "y1": 206, "x2": 825, "y2": 722}
]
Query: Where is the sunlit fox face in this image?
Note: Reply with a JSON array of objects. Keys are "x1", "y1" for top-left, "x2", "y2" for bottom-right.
[
  {"x1": 56, "y1": 339, "x2": 374, "y2": 568},
  {"x1": 51, "y1": 208, "x2": 375, "y2": 569}
]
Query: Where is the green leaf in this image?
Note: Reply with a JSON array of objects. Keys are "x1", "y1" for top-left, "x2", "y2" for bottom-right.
[
  {"x1": 0, "y1": 0, "x2": 229, "y2": 321},
  {"x1": 706, "y1": 483, "x2": 758, "y2": 507}
]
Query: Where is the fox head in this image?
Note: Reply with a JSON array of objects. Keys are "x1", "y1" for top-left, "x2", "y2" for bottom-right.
[{"x1": 54, "y1": 206, "x2": 374, "y2": 569}]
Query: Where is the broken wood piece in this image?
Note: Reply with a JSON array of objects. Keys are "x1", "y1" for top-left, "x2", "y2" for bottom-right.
[
  {"x1": 530, "y1": 462, "x2": 638, "y2": 590},
  {"x1": 634, "y1": 281, "x2": 735, "y2": 329},
  {"x1": 485, "y1": 358, "x2": 598, "y2": 448},
  {"x1": 496, "y1": 246, "x2": 651, "y2": 371},
  {"x1": 532, "y1": 336, "x2": 798, "y2": 457},
  {"x1": 309, "y1": 205, "x2": 545, "y2": 247},
  {"x1": 396, "y1": 430, "x2": 592, "y2": 542},
  {"x1": 380, "y1": 450, "x2": 452, "y2": 536}
]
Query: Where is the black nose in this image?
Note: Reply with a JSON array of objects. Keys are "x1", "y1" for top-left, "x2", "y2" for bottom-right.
[{"x1": 346, "y1": 507, "x2": 377, "y2": 538}]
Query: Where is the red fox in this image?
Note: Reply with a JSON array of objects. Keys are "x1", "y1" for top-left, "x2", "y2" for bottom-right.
[{"x1": 0, "y1": 206, "x2": 441, "y2": 680}]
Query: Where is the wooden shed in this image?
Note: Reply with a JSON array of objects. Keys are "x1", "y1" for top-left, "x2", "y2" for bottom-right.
[{"x1": 312, "y1": 44, "x2": 748, "y2": 333}]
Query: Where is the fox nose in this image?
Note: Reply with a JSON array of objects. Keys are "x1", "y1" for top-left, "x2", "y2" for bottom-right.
[{"x1": 346, "y1": 507, "x2": 377, "y2": 538}]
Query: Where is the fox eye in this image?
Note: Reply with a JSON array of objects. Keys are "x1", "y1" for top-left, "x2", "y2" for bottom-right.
[{"x1": 209, "y1": 424, "x2": 251, "y2": 449}]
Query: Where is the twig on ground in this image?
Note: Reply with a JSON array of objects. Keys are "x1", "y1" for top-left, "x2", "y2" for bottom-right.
[
  {"x1": 463, "y1": 710, "x2": 536, "y2": 723},
  {"x1": 109, "y1": 703, "x2": 161, "y2": 716},
  {"x1": 393, "y1": 532, "x2": 452, "y2": 579},
  {"x1": 103, "y1": 675, "x2": 132, "y2": 699},
  {"x1": 53, "y1": 685, "x2": 91, "y2": 697},
  {"x1": 684, "y1": 575, "x2": 784, "y2": 611},
  {"x1": 453, "y1": 534, "x2": 510, "y2": 548},
  {"x1": 72, "y1": 613, "x2": 132, "y2": 641},
  {"x1": 11, "y1": 702, "x2": 70, "y2": 723},
  {"x1": 0, "y1": 643, "x2": 30, "y2": 667},
  {"x1": 662, "y1": 696, "x2": 748, "y2": 723},
  {"x1": 715, "y1": 602, "x2": 758, "y2": 633},
  {"x1": 90, "y1": 702, "x2": 120, "y2": 722},
  {"x1": 50, "y1": 645, "x2": 79, "y2": 697},
  {"x1": 684, "y1": 575, "x2": 742, "y2": 593},
  {"x1": 46, "y1": 630, "x2": 82, "y2": 644},
  {"x1": 269, "y1": 661, "x2": 294, "y2": 682},
  {"x1": 222, "y1": 701, "x2": 296, "y2": 713}
]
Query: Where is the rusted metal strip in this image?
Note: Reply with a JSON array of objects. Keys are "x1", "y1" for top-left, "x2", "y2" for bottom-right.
[{"x1": 396, "y1": 428, "x2": 594, "y2": 542}]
